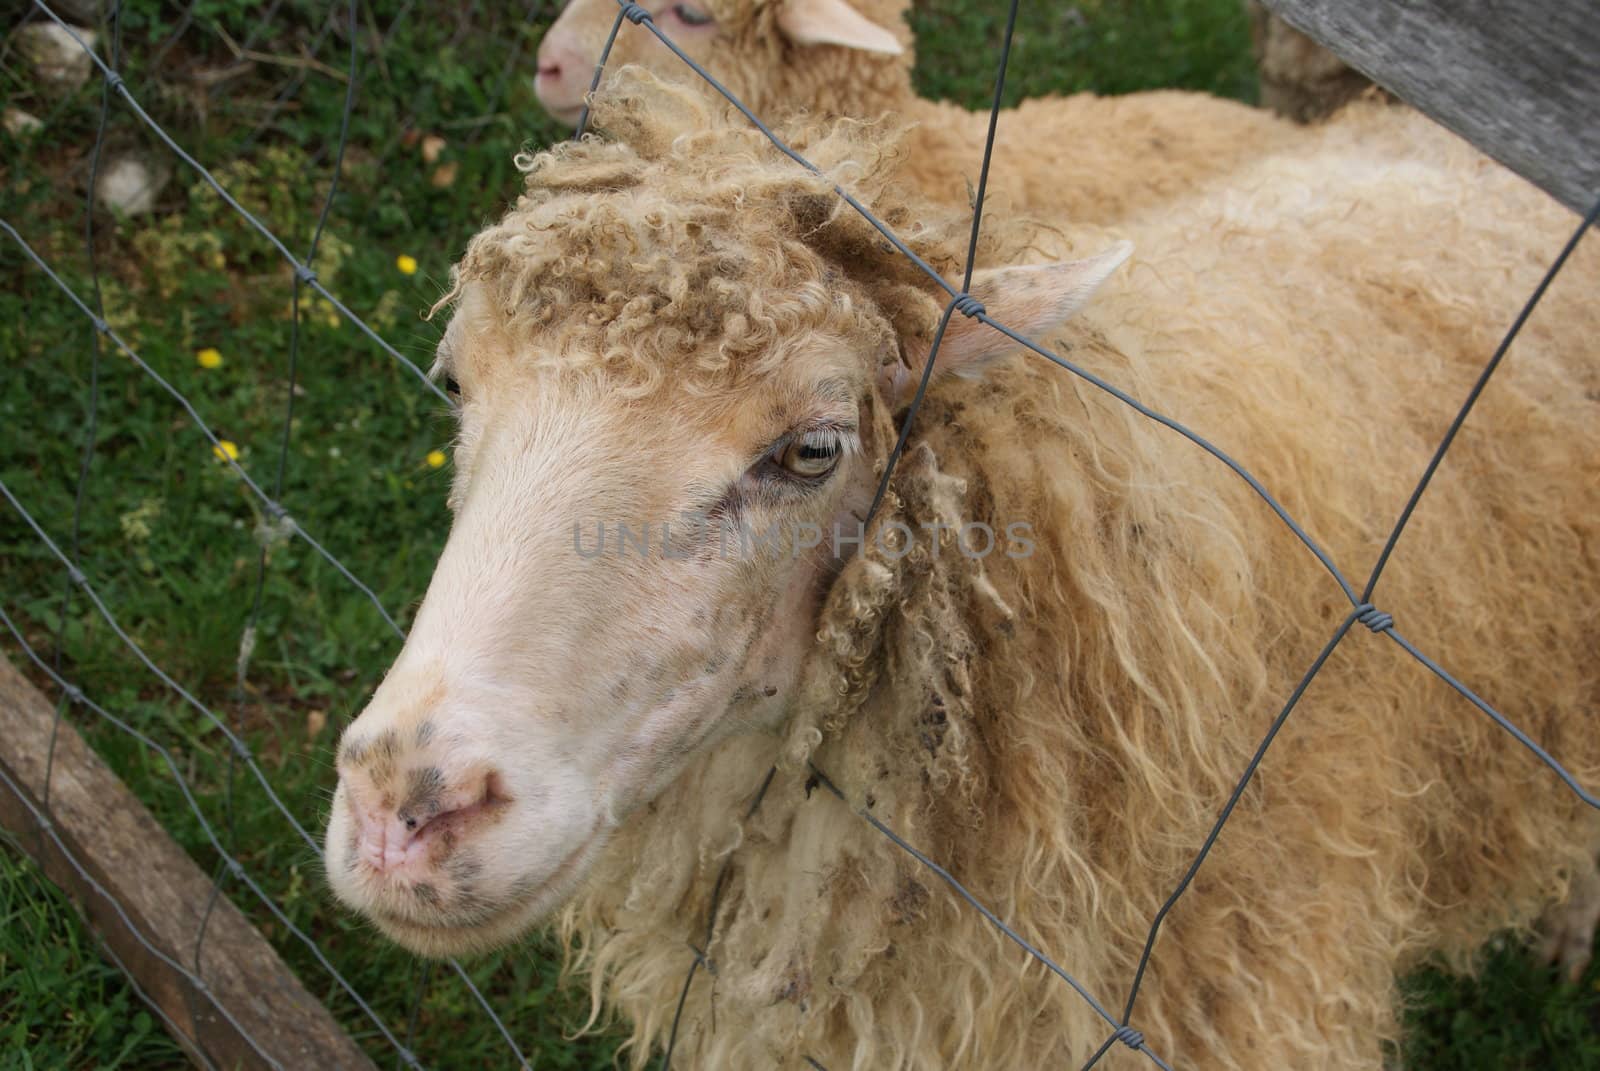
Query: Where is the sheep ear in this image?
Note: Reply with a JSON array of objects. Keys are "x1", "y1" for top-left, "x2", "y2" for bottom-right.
[
  {"x1": 886, "y1": 243, "x2": 1132, "y2": 407},
  {"x1": 776, "y1": 0, "x2": 905, "y2": 55}
]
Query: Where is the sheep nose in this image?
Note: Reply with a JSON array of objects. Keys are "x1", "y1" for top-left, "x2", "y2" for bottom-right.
[
  {"x1": 341, "y1": 765, "x2": 506, "y2": 875},
  {"x1": 534, "y1": 34, "x2": 587, "y2": 102}
]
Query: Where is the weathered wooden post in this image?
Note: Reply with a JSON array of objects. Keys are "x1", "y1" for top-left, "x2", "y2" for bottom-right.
[
  {"x1": 0, "y1": 655, "x2": 380, "y2": 1071},
  {"x1": 1257, "y1": 0, "x2": 1600, "y2": 215}
]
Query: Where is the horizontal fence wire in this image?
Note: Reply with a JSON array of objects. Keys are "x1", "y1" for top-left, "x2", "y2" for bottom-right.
[{"x1": 2, "y1": 0, "x2": 1597, "y2": 1068}]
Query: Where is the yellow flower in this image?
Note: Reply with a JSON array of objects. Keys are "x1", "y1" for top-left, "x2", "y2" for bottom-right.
[
  {"x1": 213, "y1": 440, "x2": 240, "y2": 462},
  {"x1": 396, "y1": 254, "x2": 418, "y2": 276},
  {"x1": 425, "y1": 449, "x2": 447, "y2": 469},
  {"x1": 196, "y1": 347, "x2": 223, "y2": 369}
]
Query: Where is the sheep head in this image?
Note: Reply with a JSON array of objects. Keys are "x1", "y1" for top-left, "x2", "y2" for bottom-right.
[
  {"x1": 323, "y1": 73, "x2": 1129, "y2": 958},
  {"x1": 536, "y1": 0, "x2": 913, "y2": 127}
]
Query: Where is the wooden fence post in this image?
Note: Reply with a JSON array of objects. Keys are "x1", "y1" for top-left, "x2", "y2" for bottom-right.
[{"x1": 0, "y1": 654, "x2": 380, "y2": 1071}]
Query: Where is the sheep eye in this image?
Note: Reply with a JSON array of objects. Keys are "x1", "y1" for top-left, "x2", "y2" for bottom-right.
[
  {"x1": 444, "y1": 375, "x2": 461, "y2": 398},
  {"x1": 776, "y1": 431, "x2": 842, "y2": 479},
  {"x1": 670, "y1": 3, "x2": 714, "y2": 26}
]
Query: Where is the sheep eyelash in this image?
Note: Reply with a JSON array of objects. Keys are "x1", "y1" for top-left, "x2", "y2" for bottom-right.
[
  {"x1": 760, "y1": 422, "x2": 859, "y2": 476},
  {"x1": 794, "y1": 426, "x2": 858, "y2": 457},
  {"x1": 708, "y1": 421, "x2": 858, "y2": 522},
  {"x1": 769, "y1": 421, "x2": 860, "y2": 461}
]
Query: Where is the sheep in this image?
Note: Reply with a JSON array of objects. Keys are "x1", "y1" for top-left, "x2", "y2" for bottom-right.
[
  {"x1": 1245, "y1": 1, "x2": 1376, "y2": 121},
  {"x1": 534, "y1": 0, "x2": 1305, "y2": 225},
  {"x1": 323, "y1": 74, "x2": 1600, "y2": 1069}
]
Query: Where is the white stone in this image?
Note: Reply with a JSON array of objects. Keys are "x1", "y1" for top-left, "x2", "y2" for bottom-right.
[
  {"x1": 95, "y1": 155, "x2": 168, "y2": 217},
  {"x1": 17, "y1": 23, "x2": 98, "y2": 95},
  {"x1": 2, "y1": 108, "x2": 45, "y2": 136}
]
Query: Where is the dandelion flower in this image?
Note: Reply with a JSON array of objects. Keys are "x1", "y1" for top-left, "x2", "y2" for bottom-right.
[
  {"x1": 196, "y1": 347, "x2": 223, "y2": 369},
  {"x1": 396, "y1": 254, "x2": 418, "y2": 276},
  {"x1": 213, "y1": 440, "x2": 240, "y2": 462},
  {"x1": 425, "y1": 449, "x2": 447, "y2": 469}
]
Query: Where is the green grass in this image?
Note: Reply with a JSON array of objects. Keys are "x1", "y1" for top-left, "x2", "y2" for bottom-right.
[
  {"x1": 0, "y1": 0, "x2": 1594, "y2": 1068},
  {"x1": 0, "y1": 843, "x2": 187, "y2": 1069},
  {"x1": 910, "y1": 0, "x2": 1259, "y2": 106},
  {"x1": 1399, "y1": 937, "x2": 1600, "y2": 1070}
]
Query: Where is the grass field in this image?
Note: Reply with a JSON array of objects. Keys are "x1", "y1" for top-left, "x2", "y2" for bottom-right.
[{"x1": 1, "y1": 0, "x2": 1596, "y2": 1068}]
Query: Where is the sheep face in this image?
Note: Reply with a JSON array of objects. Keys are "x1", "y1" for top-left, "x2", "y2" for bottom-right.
[
  {"x1": 323, "y1": 279, "x2": 890, "y2": 957},
  {"x1": 322, "y1": 244, "x2": 1126, "y2": 959},
  {"x1": 535, "y1": 0, "x2": 908, "y2": 126}
]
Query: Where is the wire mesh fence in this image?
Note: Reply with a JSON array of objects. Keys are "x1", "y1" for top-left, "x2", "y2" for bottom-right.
[{"x1": 2, "y1": 0, "x2": 1597, "y2": 1068}]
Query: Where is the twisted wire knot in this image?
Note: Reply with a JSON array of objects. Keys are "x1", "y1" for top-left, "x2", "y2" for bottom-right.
[
  {"x1": 687, "y1": 941, "x2": 717, "y2": 975},
  {"x1": 951, "y1": 293, "x2": 986, "y2": 318},
  {"x1": 90, "y1": 316, "x2": 110, "y2": 335},
  {"x1": 229, "y1": 737, "x2": 253, "y2": 762},
  {"x1": 1354, "y1": 603, "x2": 1394, "y2": 633},
  {"x1": 620, "y1": 2, "x2": 651, "y2": 23},
  {"x1": 104, "y1": 72, "x2": 125, "y2": 94},
  {"x1": 1111, "y1": 1025, "x2": 1145, "y2": 1051},
  {"x1": 66, "y1": 566, "x2": 88, "y2": 587},
  {"x1": 294, "y1": 264, "x2": 318, "y2": 285},
  {"x1": 62, "y1": 684, "x2": 85, "y2": 704}
]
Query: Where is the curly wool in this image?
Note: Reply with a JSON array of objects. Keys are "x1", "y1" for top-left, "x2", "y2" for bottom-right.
[
  {"x1": 458, "y1": 77, "x2": 1600, "y2": 1068},
  {"x1": 450, "y1": 78, "x2": 1020, "y2": 399}
]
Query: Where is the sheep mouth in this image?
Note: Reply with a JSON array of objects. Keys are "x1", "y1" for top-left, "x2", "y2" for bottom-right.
[{"x1": 365, "y1": 821, "x2": 609, "y2": 957}]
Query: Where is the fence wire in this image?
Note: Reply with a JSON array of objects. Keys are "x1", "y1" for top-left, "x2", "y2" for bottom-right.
[
  {"x1": 4, "y1": 1, "x2": 523, "y2": 1067},
  {"x1": 0, "y1": 0, "x2": 1596, "y2": 1069}
]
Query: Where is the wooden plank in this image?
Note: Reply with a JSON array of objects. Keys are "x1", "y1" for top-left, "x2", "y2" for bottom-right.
[
  {"x1": 0, "y1": 654, "x2": 379, "y2": 1071},
  {"x1": 1258, "y1": 0, "x2": 1600, "y2": 215}
]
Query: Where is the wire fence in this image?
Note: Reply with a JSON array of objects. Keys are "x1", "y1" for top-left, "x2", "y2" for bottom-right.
[
  {"x1": 1, "y1": 0, "x2": 1597, "y2": 1068},
  {"x1": 4, "y1": 0, "x2": 531, "y2": 1066}
]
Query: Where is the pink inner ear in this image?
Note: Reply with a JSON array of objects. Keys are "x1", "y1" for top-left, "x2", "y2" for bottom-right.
[
  {"x1": 885, "y1": 244, "x2": 1135, "y2": 408},
  {"x1": 775, "y1": 0, "x2": 906, "y2": 56}
]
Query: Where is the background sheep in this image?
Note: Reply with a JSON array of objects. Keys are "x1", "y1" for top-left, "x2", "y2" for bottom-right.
[
  {"x1": 325, "y1": 75, "x2": 1600, "y2": 1069},
  {"x1": 535, "y1": 0, "x2": 1302, "y2": 224},
  {"x1": 1244, "y1": 0, "x2": 1374, "y2": 121}
]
